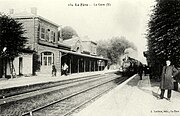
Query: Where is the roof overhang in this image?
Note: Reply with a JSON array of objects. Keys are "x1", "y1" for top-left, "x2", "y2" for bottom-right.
[{"x1": 59, "y1": 49, "x2": 109, "y2": 61}]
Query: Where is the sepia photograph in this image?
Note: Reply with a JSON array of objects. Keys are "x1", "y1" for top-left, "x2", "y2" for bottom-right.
[{"x1": 0, "y1": 0, "x2": 180, "y2": 115}]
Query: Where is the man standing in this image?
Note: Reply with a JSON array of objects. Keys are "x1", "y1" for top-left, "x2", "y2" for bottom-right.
[
  {"x1": 62, "y1": 62, "x2": 68, "y2": 76},
  {"x1": 52, "y1": 63, "x2": 56, "y2": 77},
  {"x1": 138, "y1": 63, "x2": 143, "y2": 80},
  {"x1": 159, "y1": 60, "x2": 178, "y2": 101}
]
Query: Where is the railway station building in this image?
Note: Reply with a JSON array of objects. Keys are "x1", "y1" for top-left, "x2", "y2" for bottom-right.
[{"x1": 0, "y1": 8, "x2": 108, "y2": 78}]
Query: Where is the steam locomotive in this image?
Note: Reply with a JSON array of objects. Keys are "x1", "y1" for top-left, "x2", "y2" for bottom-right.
[{"x1": 121, "y1": 56, "x2": 143, "y2": 76}]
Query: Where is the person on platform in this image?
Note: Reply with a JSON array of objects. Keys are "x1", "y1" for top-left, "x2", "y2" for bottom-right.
[
  {"x1": 159, "y1": 60, "x2": 178, "y2": 101},
  {"x1": 144, "y1": 65, "x2": 149, "y2": 76},
  {"x1": 52, "y1": 63, "x2": 57, "y2": 77},
  {"x1": 62, "y1": 62, "x2": 68, "y2": 76},
  {"x1": 138, "y1": 63, "x2": 143, "y2": 80}
]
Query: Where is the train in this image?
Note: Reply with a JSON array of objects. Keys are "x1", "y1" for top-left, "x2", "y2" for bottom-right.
[{"x1": 120, "y1": 56, "x2": 143, "y2": 76}]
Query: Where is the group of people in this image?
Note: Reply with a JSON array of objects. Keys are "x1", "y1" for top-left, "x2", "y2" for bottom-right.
[
  {"x1": 52, "y1": 62, "x2": 69, "y2": 77},
  {"x1": 138, "y1": 64, "x2": 151, "y2": 80},
  {"x1": 52, "y1": 59, "x2": 179, "y2": 101}
]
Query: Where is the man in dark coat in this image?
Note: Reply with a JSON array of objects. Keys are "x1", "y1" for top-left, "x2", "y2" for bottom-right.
[
  {"x1": 52, "y1": 63, "x2": 57, "y2": 77},
  {"x1": 159, "y1": 60, "x2": 178, "y2": 101},
  {"x1": 138, "y1": 63, "x2": 143, "y2": 80}
]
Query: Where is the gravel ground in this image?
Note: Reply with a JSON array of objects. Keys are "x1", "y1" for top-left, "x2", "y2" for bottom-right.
[{"x1": 32, "y1": 76, "x2": 127, "y2": 116}]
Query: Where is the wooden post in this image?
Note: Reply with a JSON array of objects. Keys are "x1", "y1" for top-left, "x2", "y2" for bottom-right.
[
  {"x1": 98, "y1": 60, "x2": 99, "y2": 71},
  {"x1": 59, "y1": 52, "x2": 62, "y2": 76},
  {"x1": 69, "y1": 57, "x2": 71, "y2": 74},
  {"x1": 84, "y1": 59, "x2": 86, "y2": 72},
  {"x1": 71, "y1": 55, "x2": 73, "y2": 73},
  {"x1": 2, "y1": 58, "x2": 6, "y2": 78},
  {"x1": 89, "y1": 60, "x2": 91, "y2": 72},
  {"x1": 94, "y1": 61, "x2": 95, "y2": 71},
  {"x1": 78, "y1": 58, "x2": 79, "y2": 73},
  {"x1": 9, "y1": 59, "x2": 15, "y2": 79}
]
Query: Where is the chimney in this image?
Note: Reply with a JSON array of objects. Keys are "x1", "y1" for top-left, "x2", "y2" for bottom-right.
[
  {"x1": 9, "y1": 9, "x2": 14, "y2": 14},
  {"x1": 31, "y1": 7, "x2": 37, "y2": 15}
]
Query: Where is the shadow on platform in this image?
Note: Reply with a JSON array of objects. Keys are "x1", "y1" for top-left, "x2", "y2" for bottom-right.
[
  {"x1": 150, "y1": 78, "x2": 161, "y2": 98},
  {"x1": 137, "y1": 75, "x2": 180, "y2": 100},
  {"x1": 136, "y1": 75, "x2": 160, "y2": 99}
]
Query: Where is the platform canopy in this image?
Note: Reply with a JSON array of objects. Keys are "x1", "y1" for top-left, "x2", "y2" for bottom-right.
[{"x1": 59, "y1": 49, "x2": 109, "y2": 61}]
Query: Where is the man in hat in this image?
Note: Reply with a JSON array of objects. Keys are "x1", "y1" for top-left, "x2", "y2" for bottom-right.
[{"x1": 159, "y1": 60, "x2": 178, "y2": 101}]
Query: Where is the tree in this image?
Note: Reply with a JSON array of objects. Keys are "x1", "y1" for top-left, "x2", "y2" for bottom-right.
[
  {"x1": 96, "y1": 39, "x2": 110, "y2": 58},
  {"x1": 147, "y1": 0, "x2": 180, "y2": 78},
  {"x1": 61, "y1": 26, "x2": 78, "y2": 40},
  {"x1": 97, "y1": 36, "x2": 137, "y2": 64},
  {"x1": 0, "y1": 14, "x2": 27, "y2": 77},
  {"x1": 0, "y1": 14, "x2": 27, "y2": 58}
]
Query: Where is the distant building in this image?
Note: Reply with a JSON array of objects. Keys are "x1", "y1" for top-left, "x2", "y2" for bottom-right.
[
  {"x1": 63, "y1": 36, "x2": 83, "y2": 53},
  {"x1": 62, "y1": 36, "x2": 107, "y2": 73},
  {"x1": 63, "y1": 36, "x2": 97, "y2": 55},
  {"x1": 81, "y1": 36, "x2": 97, "y2": 55},
  {"x1": 82, "y1": 41, "x2": 97, "y2": 55}
]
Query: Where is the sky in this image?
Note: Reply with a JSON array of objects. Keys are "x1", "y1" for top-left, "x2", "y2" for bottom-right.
[{"x1": 0, "y1": 0, "x2": 155, "y2": 64}]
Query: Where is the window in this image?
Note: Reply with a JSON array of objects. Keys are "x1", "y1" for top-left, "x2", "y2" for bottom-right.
[
  {"x1": 46, "y1": 29, "x2": 50, "y2": 41},
  {"x1": 51, "y1": 31, "x2": 54, "y2": 42},
  {"x1": 37, "y1": 24, "x2": 40, "y2": 39},
  {"x1": 53, "y1": 33, "x2": 56, "y2": 42},
  {"x1": 41, "y1": 28, "x2": 45, "y2": 39},
  {"x1": 91, "y1": 45, "x2": 96, "y2": 54},
  {"x1": 44, "y1": 52, "x2": 52, "y2": 55},
  {"x1": 41, "y1": 52, "x2": 54, "y2": 66},
  {"x1": 50, "y1": 31, "x2": 56, "y2": 43},
  {"x1": 44, "y1": 57, "x2": 47, "y2": 65},
  {"x1": 48, "y1": 57, "x2": 52, "y2": 65}
]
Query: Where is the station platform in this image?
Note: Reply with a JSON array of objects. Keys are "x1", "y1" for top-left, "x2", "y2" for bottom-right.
[
  {"x1": 74, "y1": 75, "x2": 180, "y2": 116},
  {"x1": 0, "y1": 70, "x2": 117, "y2": 90}
]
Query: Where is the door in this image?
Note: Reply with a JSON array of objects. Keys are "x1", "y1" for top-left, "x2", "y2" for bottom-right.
[{"x1": 41, "y1": 52, "x2": 54, "y2": 74}]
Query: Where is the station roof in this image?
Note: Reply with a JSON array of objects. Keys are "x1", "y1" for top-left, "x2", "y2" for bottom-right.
[
  {"x1": 11, "y1": 11, "x2": 60, "y2": 27},
  {"x1": 63, "y1": 36, "x2": 81, "y2": 47},
  {"x1": 59, "y1": 49, "x2": 109, "y2": 61}
]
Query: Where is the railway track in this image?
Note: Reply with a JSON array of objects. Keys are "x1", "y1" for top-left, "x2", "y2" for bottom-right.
[
  {"x1": 0, "y1": 74, "x2": 111, "y2": 105},
  {"x1": 0, "y1": 73, "x2": 105, "y2": 99},
  {"x1": 22, "y1": 74, "x2": 128, "y2": 116},
  {"x1": 0, "y1": 72, "x2": 128, "y2": 115}
]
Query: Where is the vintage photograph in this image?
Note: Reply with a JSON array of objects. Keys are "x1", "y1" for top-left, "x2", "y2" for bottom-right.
[{"x1": 0, "y1": 0, "x2": 180, "y2": 115}]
